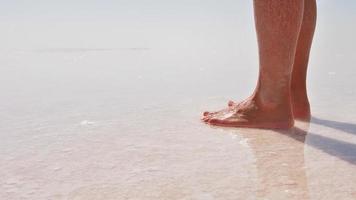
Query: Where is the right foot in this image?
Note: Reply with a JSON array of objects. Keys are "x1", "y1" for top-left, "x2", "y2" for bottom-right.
[{"x1": 202, "y1": 96, "x2": 294, "y2": 129}]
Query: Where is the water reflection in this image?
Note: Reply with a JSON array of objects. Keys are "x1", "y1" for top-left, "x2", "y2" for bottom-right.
[
  {"x1": 212, "y1": 121, "x2": 311, "y2": 199},
  {"x1": 211, "y1": 116, "x2": 356, "y2": 199}
]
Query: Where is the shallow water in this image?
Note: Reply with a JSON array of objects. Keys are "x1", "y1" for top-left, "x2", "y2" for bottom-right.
[{"x1": 1, "y1": 1, "x2": 356, "y2": 199}]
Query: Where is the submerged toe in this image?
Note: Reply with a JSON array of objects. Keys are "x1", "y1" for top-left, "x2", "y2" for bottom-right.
[
  {"x1": 203, "y1": 111, "x2": 210, "y2": 116},
  {"x1": 228, "y1": 100, "x2": 236, "y2": 107}
]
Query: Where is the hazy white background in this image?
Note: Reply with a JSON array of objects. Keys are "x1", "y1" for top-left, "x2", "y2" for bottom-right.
[{"x1": 1, "y1": 0, "x2": 356, "y2": 117}]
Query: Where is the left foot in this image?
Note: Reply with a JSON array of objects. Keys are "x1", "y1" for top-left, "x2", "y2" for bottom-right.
[
  {"x1": 292, "y1": 100, "x2": 311, "y2": 121},
  {"x1": 291, "y1": 90, "x2": 311, "y2": 120},
  {"x1": 202, "y1": 97, "x2": 294, "y2": 129}
]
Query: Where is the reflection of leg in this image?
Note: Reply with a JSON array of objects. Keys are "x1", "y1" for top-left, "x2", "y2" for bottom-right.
[
  {"x1": 240, "y1": 126, "x2": 309, "y2": 199},
  {"x1": 202, "y1": 0, "x2": 304, "y2": 129},
  {"x1": 291, "y1": 0, "x2": 317, "y2": 120}
]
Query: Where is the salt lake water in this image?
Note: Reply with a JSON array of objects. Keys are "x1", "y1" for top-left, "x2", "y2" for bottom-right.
[{"x1": 1, "y1": 0, "x2": 356, "y2": 199}]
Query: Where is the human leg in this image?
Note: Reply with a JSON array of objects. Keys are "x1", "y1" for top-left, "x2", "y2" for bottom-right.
[
  {"x1": 202, "y1": 0, "x2": 305, "y2": 129},
  {"x1": 291, "y1": 0, "x2": 317, "y2": 120}
]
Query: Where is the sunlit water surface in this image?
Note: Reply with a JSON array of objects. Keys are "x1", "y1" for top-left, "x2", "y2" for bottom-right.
[{"x1": 1, "y1": 1, "x2": 356, "y2": 199}]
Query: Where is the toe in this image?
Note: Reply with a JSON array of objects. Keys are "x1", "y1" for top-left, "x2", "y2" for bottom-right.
[
  {"x1": 228, "y1": 100, "x2": 236, "y2": 107},
  {"x1": 208, "y1": 118, "x2": 219, "y2": 124},
  {"x1": 208, "y1": 118, "x2": 227, "y2": 126},
  {"x1": 201, "y1": 114, "x2": 212, "y2": 122},
  {"x1": 207, "y1": 115, "x2": 247, "y2": 127},
  {"x1": 203, "y1": 110, "x2": 220, "y2": 118},
  {"x1": 203, "y1": 117, "x2": 211, "y2": 122}
]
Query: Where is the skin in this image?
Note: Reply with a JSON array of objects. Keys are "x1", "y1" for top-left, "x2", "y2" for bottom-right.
[
  {"x1": 202, "y1": 0, "x2": 317, "y2": 129},
  {"x1": 291, "y1": 0, "x2": 317, "y2": 120}
]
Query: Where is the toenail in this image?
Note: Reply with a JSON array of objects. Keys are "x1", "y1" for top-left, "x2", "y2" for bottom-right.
[{"x1": 228, "y1": 101, "x2": 235, "y2": 106}]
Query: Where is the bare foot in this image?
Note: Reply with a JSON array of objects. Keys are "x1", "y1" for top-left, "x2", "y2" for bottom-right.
[
  {"x1": 202, "y1": 97, "x2": 294, "y2": 129},
  {"x1": 291, "y1": 90, "x2": 311, "y2": 120},
  {"x1": 292, "y1": 99, "x2": 311, "y2": 121}
]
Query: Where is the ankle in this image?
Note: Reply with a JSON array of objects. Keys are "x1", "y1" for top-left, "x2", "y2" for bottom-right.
[
  {"x1": 248, "y1": 94, "x2": 293, "y2": 124},
  {"x1": 252, "y1": 91, "x2": 292, "y2": 111}
]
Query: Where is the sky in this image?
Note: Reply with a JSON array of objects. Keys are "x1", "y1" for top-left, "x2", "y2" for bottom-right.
[
  {"x1": 0, "y1": 0, "x2": 355, "y2": 50},
  {"x1": 0, "y1": 0, "x2": 355, "y2": 20}
]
